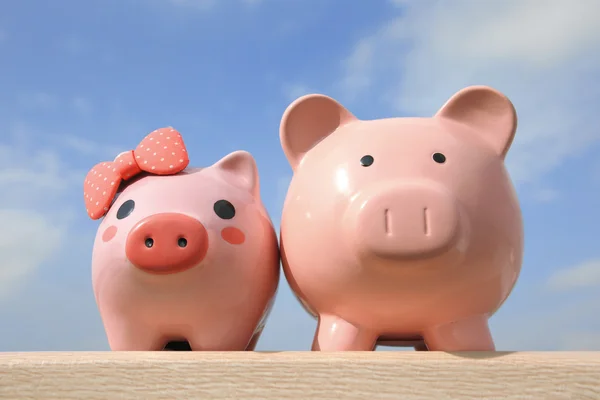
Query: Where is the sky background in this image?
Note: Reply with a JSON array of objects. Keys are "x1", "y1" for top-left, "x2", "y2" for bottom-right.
[{"x1": 0, "y1": 0, "x2": 599, "y2": 352}]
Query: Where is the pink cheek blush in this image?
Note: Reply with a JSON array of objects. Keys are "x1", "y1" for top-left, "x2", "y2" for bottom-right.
[
  {"x1": 102, "y1": 225, "x2": 118, "y2": 243},
  {"x1": 221, "y1": 227, "x2": 245, "y2": 245}
]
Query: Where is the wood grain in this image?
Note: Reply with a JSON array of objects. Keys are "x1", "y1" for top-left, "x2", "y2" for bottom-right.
[{"x1": 0, "y1": 352, "x2": 599, "y2": 399}]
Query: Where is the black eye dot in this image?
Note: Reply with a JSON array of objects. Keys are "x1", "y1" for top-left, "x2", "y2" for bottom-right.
[
  {"x1": 145, "y1": 238, "x2": 154, "y2": 248},
  {"x1": 213, "y1": 199, "x2": 235, "y2": 220},
  {"x1": 432, "y1": 153, "x2": 446, "y2": 164},
  {"x1": 116, "y1": 199, "x2": 135, "y2": 219},
  {"x1": 178, "y1": 238, "x2": 187, "y2": 248},
  {"x1": 360, "y1": 155, "x2": 374, "y2": 167}
]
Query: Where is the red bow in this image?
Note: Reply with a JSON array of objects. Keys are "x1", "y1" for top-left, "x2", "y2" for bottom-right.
[{"x1": 84, "y1": 127, "x2": 189, "y2": 220}]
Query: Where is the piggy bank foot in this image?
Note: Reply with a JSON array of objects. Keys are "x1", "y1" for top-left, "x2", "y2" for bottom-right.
[
  {"x1": 312, "y1": 314, "x2": 378, "y2": 351},
  {"x1": 422, "y1": 315, "x2": 495, "y2": 352}
]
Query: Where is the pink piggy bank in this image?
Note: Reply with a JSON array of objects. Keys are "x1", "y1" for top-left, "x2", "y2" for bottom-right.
[
  {"x1": 84, "y1": 127, "x2": 279, "y2": 351},
  {"x1": 279, "y1": 86, "x2": 523, "y2": 351}
]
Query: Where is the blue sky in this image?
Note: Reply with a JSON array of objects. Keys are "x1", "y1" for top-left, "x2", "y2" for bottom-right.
[{"x1": 0, "y1": 0, "x2": 599, "y2": 351}]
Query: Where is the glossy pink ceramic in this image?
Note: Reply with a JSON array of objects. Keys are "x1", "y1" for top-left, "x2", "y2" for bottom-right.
[
  {"x1": 90, "y1": 148, "x2": 279, "y2": 351},
  {"x1": 279, "y1": 85, "x2": 523, "y2": 351}
]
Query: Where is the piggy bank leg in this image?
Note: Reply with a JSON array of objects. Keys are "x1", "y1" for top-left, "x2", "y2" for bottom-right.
[
  {"x1": 105, "y1": 321, "x2": 165, "y2": 351},
  {"x1": 245, "y1": 329, "x2": 263, "y2": 351},
  {"x1": 422, "y1": 315, "x2": 495, "y2": 351},
  {"x1": 414, "y1": 341, "x2": 429, "y2": 351},
  {"x1": 312, "y1": 314, "x2": 378, "y2": 351},
  {"x1": 187, "y1": 321, "x2": 259, "y2": 351}
]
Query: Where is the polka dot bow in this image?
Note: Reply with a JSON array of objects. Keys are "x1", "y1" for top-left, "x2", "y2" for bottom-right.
[{"x1": 83, "y1": 127, "x2": 189, "y2": 220}]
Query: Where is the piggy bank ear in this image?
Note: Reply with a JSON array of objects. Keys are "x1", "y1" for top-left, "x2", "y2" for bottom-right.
[
  {"x1": 280, "y1": 94, "x2": 357, "y2": 170},
  {"x1": 213, "y1": 151, "x2": 260, "y2": 197},
  {"x1": 435, "y1": 86, "x2": 517, "y2": 158}
]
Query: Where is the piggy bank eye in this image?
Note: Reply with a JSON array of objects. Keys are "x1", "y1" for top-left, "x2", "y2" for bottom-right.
[
  {"x1": 213, "y1": 199, "x2": 235, "y2": 220},
  {"x1": 432, "y1": 152, "x2": 446, "y2": 164},
  {"x1": 360, "y1": 155, "x2": 374, "y2": 167},
  {"x1": 116, "y1": 199, "x2": 135, "y2": 219}
]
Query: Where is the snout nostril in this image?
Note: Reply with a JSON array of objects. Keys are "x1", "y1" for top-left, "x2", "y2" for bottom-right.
[
  {"x1": 145, "y1": 238, "x2": 154, "y2": 248},
  {"x1": 178, "y1": 237, "x2": 188, "y2": 248},
  {"x1": 384, "y1": 209, "x2": 391, "y2": 235}
]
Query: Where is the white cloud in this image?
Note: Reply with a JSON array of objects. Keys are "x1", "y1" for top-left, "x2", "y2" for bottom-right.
[
  {"x1": 0, "y1": 128, "x2": 84, "y2": 299},
  {"x1": 338, "y1": 0, "x2": 600, "y2": 184},
  {"x1": 546, "y1": 259, "x2": 600, "y2": 292},
  {"x1": 0, "y1": 209, "x2": 65, "y2": 299},
  {"x1": 0, "y1": 142, "x2": 81, "y2": 206},
  {"x1": 386, "y1": 0, "x2": 600, "y2": 67},
  {"x1": 0, "y1": 128, "x2": 99, "y2": 343}
]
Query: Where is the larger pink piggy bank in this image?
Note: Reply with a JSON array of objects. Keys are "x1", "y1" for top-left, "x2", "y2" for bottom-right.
[
  {"x1": 84, "y1": 127, "x2": 279, "y2": 351},
  {"x1": 279, "y1": 86, "x2": 523, "y2": 351}
]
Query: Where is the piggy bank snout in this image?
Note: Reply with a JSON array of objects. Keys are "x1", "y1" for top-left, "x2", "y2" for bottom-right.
[
  {"x1": 352, "y1": 182, "x2": 460, "y2": 259},
  {"x1": 125, "y1": 213, "x2": 209, "y2": 275}
]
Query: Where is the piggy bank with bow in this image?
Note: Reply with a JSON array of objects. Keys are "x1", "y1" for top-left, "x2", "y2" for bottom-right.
[
  {"x1": 85, "y1": 127, "x2": 279, "y2": 350},
  {"x1": 278, "y1": 86, "x2": 524, "y2": 351}
]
